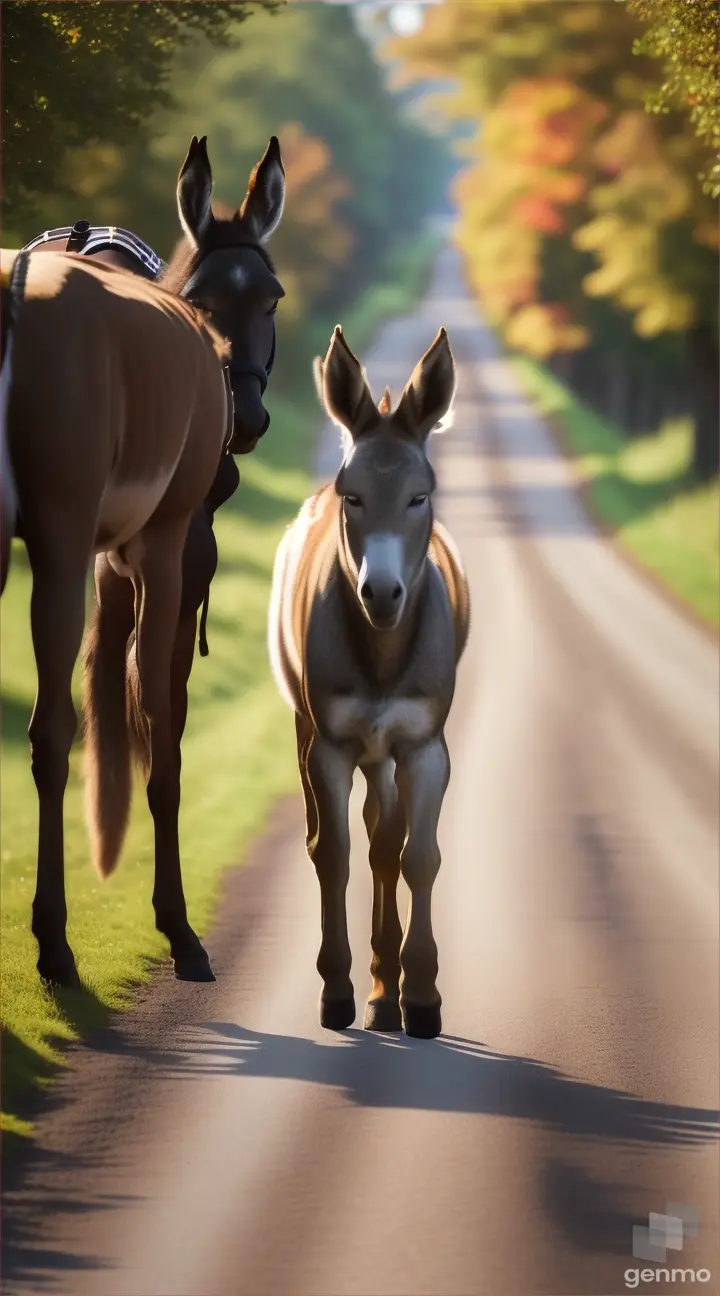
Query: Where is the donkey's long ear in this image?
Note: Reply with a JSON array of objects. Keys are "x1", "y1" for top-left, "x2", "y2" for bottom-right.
[
  {"x1": 239, "y1": 136, "x2": 285, "y2": 243},
  {"x1": 396, "y1": 328, "x2": 457, "y2": 442},
  {"x1": 319, "y1": 326, "x2": 377, "y2": 439},
  {"x1": 178, "y1": 135, "x2": 214, "y2": 247},
  {"x1": 312, "y1": 356, "x2": 325, "y2": 406}
]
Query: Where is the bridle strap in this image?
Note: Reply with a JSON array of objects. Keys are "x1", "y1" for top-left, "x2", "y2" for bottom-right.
[
  {"x1": 221, "y1": 366, "x2": 235, "y2": 455},
  {"x1": 224, "y1": 355, "x2": 270, "y2": 395}
]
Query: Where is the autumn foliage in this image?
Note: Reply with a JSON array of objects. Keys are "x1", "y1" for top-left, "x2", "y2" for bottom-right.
[{"x1": 388, "y1": 0, "x2": 719, "y2": 478}]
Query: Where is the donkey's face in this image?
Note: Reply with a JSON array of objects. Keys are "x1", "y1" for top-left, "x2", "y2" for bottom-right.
[
  {"x1": 316, "y1": 326, "x2": 457, "y2": 631},
  {"x1": 175, "y1": 135, "x2": 286, "y2": 453}
]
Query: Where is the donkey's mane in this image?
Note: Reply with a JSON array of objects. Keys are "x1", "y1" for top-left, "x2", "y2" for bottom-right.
[{"x1": 158, "y1": 201, "x2": 276, "y2": 295}]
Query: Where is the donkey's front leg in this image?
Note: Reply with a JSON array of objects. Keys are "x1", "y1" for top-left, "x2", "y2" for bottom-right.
[
  {"x1": 396, "y1": 735, "x2": 450, "y2": 1039},
  {"x1": 303, "y1": 732, "x2": 355, "y2": 1029},
  {"x1": 363, "y1": 761, "x2": 405, "y2": 1032}
]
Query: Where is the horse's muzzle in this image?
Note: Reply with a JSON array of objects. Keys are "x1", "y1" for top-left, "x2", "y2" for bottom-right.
[{"x1": 229, "y1": 376, "x2": 270, "y2": 453}]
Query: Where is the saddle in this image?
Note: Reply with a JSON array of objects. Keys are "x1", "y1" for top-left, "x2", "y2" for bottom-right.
[{"x1": 22, "y1": 220, "x2": 165, "y2": 278}]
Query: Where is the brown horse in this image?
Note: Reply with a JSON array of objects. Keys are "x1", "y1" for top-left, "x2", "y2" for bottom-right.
[
  {"x1": 15, "y1": 135, "x2": 285, "y2": 985},
  {"x1": 267, "y1": 326, "x2": 470, "y2": 1038},
  {"x1": 6, "y1": 250, "x2": 235, "y2": 987}
]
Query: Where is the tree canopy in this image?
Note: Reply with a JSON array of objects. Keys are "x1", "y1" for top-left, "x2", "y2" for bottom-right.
[
  {"x1": 3, "y1": 3, "x2": 450, "y2": 397},
  {"x1": 387, "y1": 0, "x2": 719, "y2": 476},
  {"x1": 624, "y1": 0, "x2": 720, "y2": 196},
  {"x1": 2, "y1": 0, "x2": 282, "y2": 219}
]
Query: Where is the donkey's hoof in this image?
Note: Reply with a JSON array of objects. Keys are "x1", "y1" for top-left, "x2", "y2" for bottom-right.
[
  {"x1": 37, "y1": 948, "x2": 80, "y2": 989},
  {"x1": 320, "y1": 995, "x2": 356, "y2": 1031},
  {"x1": 402, "y1": 1001, "x2": 442, "y2": 1039},
  {"x1": 364, "y1": 999, "x2": 402, "y2": 1032},
  {"x1": 173, "y1": 951, "x2": 216, "y2": 982}
]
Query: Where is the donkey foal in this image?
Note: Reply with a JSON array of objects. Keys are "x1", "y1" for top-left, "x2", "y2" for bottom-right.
[{"x1": 268, "y1": 325, "x2": 469, "y2": 1038}]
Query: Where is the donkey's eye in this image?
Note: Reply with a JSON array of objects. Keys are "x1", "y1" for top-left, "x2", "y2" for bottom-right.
[
  {"x1": 344, "y1": 495, "x2": 362, "y2": 509},
  {"x1": 408, "y1": 494, "x2": 428, "y2": 509}
]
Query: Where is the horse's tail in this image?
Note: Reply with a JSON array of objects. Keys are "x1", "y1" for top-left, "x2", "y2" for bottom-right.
[
  {"x1": 83, "y1": 599, "x2": 137, "y2": 879},
  {"x1": 0, "y1": 250, "x2": 28, "y2": 596},
  {"x1": 124, "y1": 629, "x2": 151, "y2": 776}
]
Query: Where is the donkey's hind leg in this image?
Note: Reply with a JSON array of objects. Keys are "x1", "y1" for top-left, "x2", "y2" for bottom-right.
[
  {"x1": 362, "y1": 761, "x2": 405, "y2": 1032},
  {"x1": 26, "y1": 545, "x2": 88, "y2": 985},
  {"x1": 130, "y1": 516, "x2": 214, "y2": 982},
  {"x1": 395, "y1": 735, "x2": 450, "y2": 1039}
]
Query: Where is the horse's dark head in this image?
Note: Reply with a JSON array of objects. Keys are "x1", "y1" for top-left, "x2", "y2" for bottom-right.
[{"x1": 163, "y1": 135, "x2": 285, "y2": 454}]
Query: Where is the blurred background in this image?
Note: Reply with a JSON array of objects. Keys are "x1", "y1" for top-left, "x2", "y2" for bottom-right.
[{"x1": 1, "y1": 0, "x2": 718, "y2": 1134}]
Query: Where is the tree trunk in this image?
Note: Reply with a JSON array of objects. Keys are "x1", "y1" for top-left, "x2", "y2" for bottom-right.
[{"x1": 688, "y1": 323, "x2": 720, "y2": 481}]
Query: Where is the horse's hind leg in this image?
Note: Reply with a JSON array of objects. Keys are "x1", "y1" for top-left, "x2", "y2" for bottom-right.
[
  {"x1": 362, "y1": 761, "x2": 405, "y2": 1032},
  {"x1": 26, "y1": 544, "x2": 88, "y2": 985},
  {"x1": 130, "y1": 516, "x2": 214, "y2": 982}
]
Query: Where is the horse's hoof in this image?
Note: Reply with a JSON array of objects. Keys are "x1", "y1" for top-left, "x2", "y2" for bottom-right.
[
  {"x1": 320, "y1": 995, "x2": 356, "y2": 1031},
  {"x1": 364, "y1": 999, "x2": 402, "y2": 1032},
  {"x1": 37, "y1": 949, "x2": 80, "y2": 989},
  {"x1": 402, "y1": 1001, "x2": 442, "y2": 1039},
  {"x1": 173, "y1": 951, "x2": 216, "y2": 982}
]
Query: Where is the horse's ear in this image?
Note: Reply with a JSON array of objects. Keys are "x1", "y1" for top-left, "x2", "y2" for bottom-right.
[
  {"x1": 395, "y1": 328, "x2": 456, "y2": 442},
  {"x1": 177, "y1": 135, "x2": 214, "y2": 247},
  {"x1": 239, "y1": 136, "x2": 285, "y2": 243},
  {"x1": 319, "y1": 326, "x2": 377, "y2": 439}
]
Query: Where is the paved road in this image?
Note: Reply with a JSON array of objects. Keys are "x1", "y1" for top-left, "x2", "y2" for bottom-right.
[{"x1": 3, "y1": 247, "x2": 719, "y2": 1296}]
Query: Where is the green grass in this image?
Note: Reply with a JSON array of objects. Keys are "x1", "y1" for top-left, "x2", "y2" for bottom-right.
[
  {"x1": 512, "y1": 356, "x2": 720, "y2": 628},
  {"x1": 0, "y1": 232, "x2": 440, "y2": 1141}
]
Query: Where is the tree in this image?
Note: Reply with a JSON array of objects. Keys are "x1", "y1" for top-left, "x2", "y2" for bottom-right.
[
  {"x1": 623, "y1": 0, "x2": 720, "y2": 195},
  {"x1": 23, "y1": 4, "x2": 449, "y2": 306},
  {"x1": 388, "y1": 0, "x2": 719, "y2": 476},
  {"x1": 7, "y1": 3, "x2": 450, "y2": 399},
  {"x1": 1, "y1": 0, "x2": 282, "y2": 222}
]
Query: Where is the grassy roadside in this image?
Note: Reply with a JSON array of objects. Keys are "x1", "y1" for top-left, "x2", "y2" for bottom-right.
[
  {"x1": 512, "y1": 356, "x2": 719, "y2": 630},
  {"x1": 0, "y1": 231, "x2": 440, "y2": 1142}
]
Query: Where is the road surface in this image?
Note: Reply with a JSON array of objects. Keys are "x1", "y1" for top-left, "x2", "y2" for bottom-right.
[{"x1": 3, "y1": 246, "x2": 719, "y2": 1296}]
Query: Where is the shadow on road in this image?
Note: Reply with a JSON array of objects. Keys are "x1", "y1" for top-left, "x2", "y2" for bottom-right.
[
  {"x1": 146, "y1": 1021, "x2": 719, "y2": 1148},
  {"x1": 5, "y1": 1018, "x2": 715, "y2": 1289}
]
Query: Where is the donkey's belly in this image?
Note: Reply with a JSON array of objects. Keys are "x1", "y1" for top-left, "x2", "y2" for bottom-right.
[
  {"x1": 95, "y1": 473, "x2": 177, "y2": 554},
  {"x1": 326, "y1": 695, "x2": 437, "y2": 762}
]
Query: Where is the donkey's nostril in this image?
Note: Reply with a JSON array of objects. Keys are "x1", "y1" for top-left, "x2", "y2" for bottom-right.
[
  {"x1": 361, "y1": 581, "x2": 375, "y2": 603},
  {"x1": 392, "y1": 584, "x2": 403, "y2": 602}
]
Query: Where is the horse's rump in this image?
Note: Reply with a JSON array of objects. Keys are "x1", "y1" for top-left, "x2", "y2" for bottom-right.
[{"x1": 8, "y1": 253, "x2": 229, "y2": 548}]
